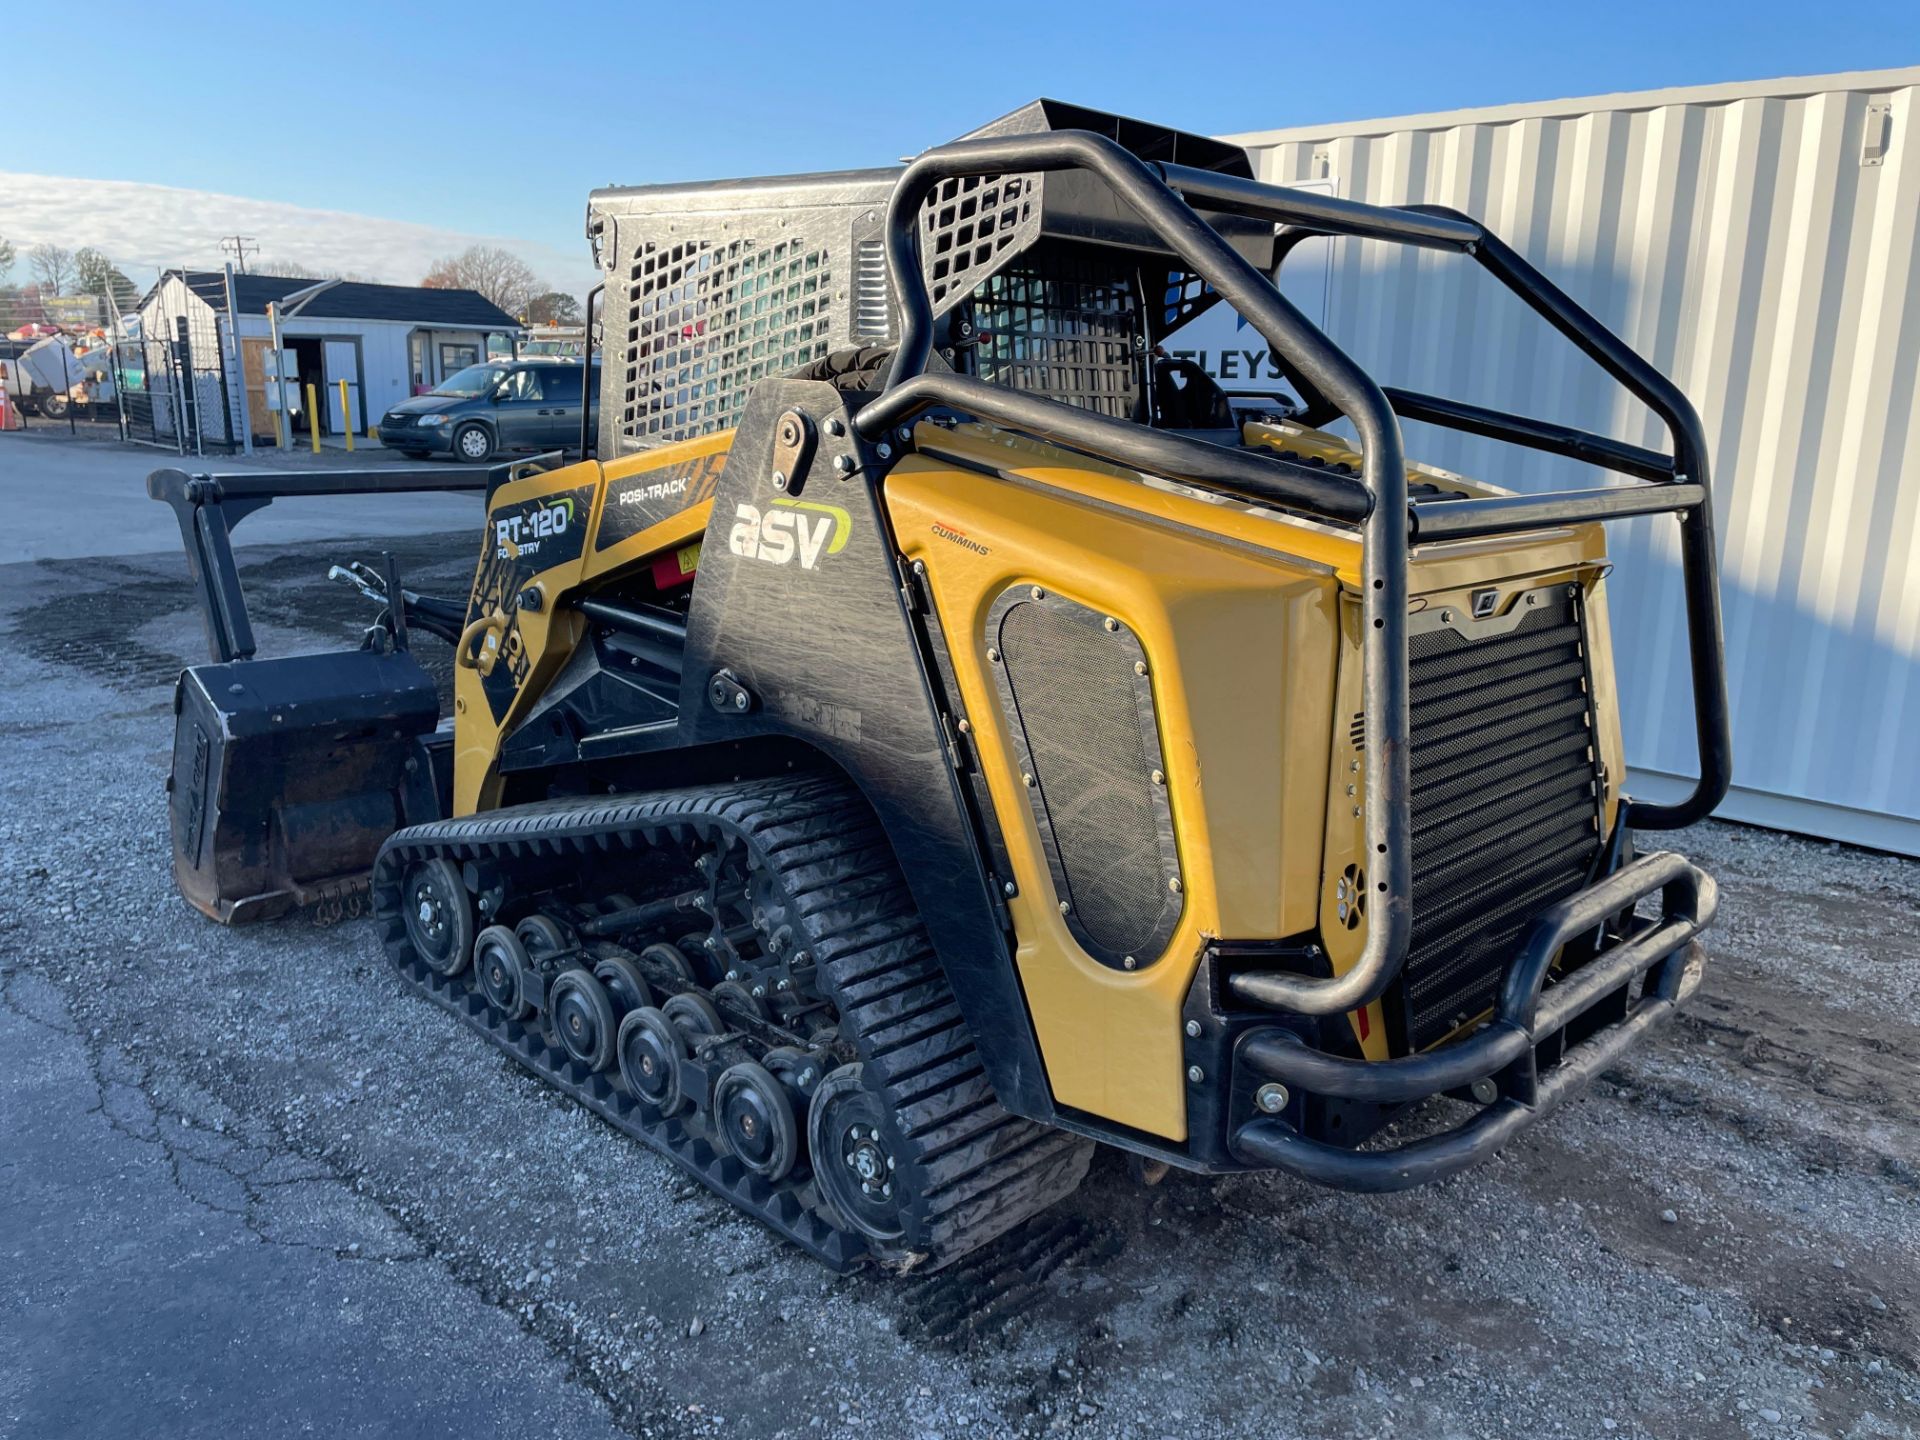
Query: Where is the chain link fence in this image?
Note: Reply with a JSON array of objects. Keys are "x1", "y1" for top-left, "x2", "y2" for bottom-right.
[{"x1": 2, "y1": 274, "x2": 244, "y2": 453}]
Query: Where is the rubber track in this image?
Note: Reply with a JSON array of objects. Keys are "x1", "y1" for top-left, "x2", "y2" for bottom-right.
[{"x1": 371, "y1": 774, "x2": 1092, "y2": 1271}]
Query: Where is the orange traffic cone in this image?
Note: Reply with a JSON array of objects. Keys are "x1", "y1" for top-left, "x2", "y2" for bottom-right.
[{"x1": 0, "y1": 374, "x2": 22, "y2": 431}]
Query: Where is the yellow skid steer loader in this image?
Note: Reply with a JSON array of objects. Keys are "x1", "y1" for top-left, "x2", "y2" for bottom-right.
[{"x1": 152, "y1": 101, "x2": 1727, "y2": 1270}]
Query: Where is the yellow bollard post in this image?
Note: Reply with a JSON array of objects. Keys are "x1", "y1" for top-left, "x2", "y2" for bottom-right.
[
  {"x1": 305, "y1": 383, "x2": 320, "y2": 453},
  {"x1": 337, "y1": 379, "x2": 354, "y2": 452}
]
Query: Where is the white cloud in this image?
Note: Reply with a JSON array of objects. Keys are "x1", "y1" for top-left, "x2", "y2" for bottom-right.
[{"x1": 0, "y1": 171, "x2": 595, "y2": 298}]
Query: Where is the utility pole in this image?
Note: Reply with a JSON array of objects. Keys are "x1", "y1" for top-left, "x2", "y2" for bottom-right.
[
  {"x1": 220, "y1": 235, "x2": 258, "y2": 274},
  {"x1": 224, "y1": 263, "x2": 254, "y2": 455}
]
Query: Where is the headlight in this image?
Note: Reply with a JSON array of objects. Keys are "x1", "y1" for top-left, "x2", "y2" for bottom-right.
[{"x1": 416, "y1": 414, "x2": 451, "y2": 427}]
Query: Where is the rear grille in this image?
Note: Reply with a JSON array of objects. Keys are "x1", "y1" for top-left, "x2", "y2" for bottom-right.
[{"x1": 1392, "y1": 588, "x2": 1605, "y2": 1051}]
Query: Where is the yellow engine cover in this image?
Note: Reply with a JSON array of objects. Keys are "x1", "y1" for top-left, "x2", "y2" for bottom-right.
[
  {"x1": 886, "y1": 422, "x2": 1620, "y2": 1140},
  {"x1": 887, "y1": 436, "x2": 1344, "y2": 1140}
]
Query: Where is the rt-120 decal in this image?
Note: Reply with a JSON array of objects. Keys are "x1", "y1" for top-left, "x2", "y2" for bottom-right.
[
  {"x1": 467, "y1": 483, "x2": 596, "y2": 723},
  {"x1": 494, "y1": 495, "x2": 576, "y2": 559}
]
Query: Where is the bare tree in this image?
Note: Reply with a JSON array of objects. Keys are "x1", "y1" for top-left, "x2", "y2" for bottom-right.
[
  {"x1": 422, "y1": 244, "x2": 540, "y2": 317},
  {"x1": 74, "y1": 248, "x2": 142, "y2": 312},
  {"x1": 249, "y1": 262, "x2": 396, "y2": 290},
  {"x1": 29, "y1": 243, "x2": 76, "y2": 297},
  {"x1": 256, "y1": 257, "x2": 325, "y2": 279},
  {"x1": 525, "y1": 290, "x2": 582, "y2": 325},
  {"x1": 0, "y1": 234, "x2": 15, "y2": 282}
]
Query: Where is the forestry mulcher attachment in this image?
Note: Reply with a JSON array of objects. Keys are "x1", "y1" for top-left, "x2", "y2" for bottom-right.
[{"x1": 153, "y1": 101, "x2": 1729, "y2": 1270}]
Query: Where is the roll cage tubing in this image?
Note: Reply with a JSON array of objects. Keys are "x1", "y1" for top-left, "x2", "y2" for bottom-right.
[{"x1": 854, "y1": 130, "x2": 1730, "y2": 1019}]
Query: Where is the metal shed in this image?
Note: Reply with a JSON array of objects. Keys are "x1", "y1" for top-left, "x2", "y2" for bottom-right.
[
  {"x1": 136, "y1": 272, "x2": 520, "y2": 450},
  {"x1": 1224, "y1": 67, "x2": 1920, "y2": 856}
]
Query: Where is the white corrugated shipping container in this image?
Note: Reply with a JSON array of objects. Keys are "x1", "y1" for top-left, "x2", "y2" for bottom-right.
[{"x1": 1224, "y1": 67, "x2": 1920, "y2": 856}]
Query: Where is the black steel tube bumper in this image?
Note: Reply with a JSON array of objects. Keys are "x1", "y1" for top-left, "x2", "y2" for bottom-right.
[
  {"x1": 1155, "y1": 162, "x2": 1483, "y2": 251},
  {"x1": 1410, "y1": 483, "x2": 1707, "y2": 542},
  {"x1": 1384, "y1": 386, "x2": 1676, "y2": 484},
  {"x1": 1229, "y1": 851, "x2": 1717, "y2": 1191},
  {"x1": 859, "y1": 374, "x2": 1372, "y2": 522}
]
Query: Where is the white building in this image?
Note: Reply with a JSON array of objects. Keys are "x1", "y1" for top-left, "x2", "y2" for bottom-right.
[
  {"x1": 1206, "y1": 67, "x2": 1919, "y2": 856},
  {"x1": 136, "y1": 271, "x2": 521, "y2": 446}
]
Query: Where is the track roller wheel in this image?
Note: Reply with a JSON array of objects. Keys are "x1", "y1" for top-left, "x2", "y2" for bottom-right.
[
  {"x1": 640, "y1": 941, "x2": 697, "y2": 985},
  {"x1": 402, "y1": 859, "x2": 472, "y2": 976},
  {"x1": 711, "y1": 978, "x2": 767, "y2": 1022},
  {"x1": 808, "y1": 1064, "x2": 907, "y2": 1247},
  {"x1": 515, "y1": 914, "x2": 571, "y2": 961},
  {"x1": 761, "y1": 1045, "x2": 804, "y2": 1082},
  {"x1": 549, "y1": 967, "x2": 618, "y2": 1071},
  {"x1": 713, "y1": 1061, "x2": 799, "y2": 1181},
  {"x1": 662, "y1": 991, "x2": 723, "y2": 1041},
  {"x1": 593, "y1": 954, "x2": 654, "y2": 1016},
  {"x1": 474, "y1": 925, "x2": 534, "y2": 1019},
  {"x1": 616, "y1": 1006, "x2": 687, "y2": 1114}
]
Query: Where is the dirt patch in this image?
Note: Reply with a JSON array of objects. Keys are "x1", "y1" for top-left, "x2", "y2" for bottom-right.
[{"x1": 12, "y1": 537, "x2": 473, "y2": 699}]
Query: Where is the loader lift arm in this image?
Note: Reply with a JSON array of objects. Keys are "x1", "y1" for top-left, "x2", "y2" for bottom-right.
[
  {"x1": 145, "y1": 460, "x2": 555, "y2": 664},
  {"x1": 146, "y1": 456, "x2": 565, "y2": 925}
]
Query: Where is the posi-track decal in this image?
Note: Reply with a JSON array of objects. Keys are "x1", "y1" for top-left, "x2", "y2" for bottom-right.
[
  {"x1": 467, "y1": 483, "x2": 596, "y2": 722},
  {"x1": 596, "y1": 451, "x2": 728, "y2": 551}
]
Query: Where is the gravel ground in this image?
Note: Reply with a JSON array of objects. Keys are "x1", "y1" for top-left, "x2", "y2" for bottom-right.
[{"x1": 1, "y1": 534, "x2": 1915, "y2": 1440}]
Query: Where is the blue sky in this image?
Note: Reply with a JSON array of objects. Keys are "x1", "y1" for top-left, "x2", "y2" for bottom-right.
[{"x1": 6, "y1": 0, "x2": 1916, "y2": 288}]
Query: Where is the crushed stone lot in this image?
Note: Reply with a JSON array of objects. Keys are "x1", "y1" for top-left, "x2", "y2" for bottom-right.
[{"x1": 1, "y1": 532, "x2": 1916, "y2": 1440}]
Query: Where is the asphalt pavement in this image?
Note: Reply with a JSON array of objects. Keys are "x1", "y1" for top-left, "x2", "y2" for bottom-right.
[
  {"x1": 1, "y1": 962, "x2": 626, "y2": 1439},
  {"x1": 0, "y1": 428, "x2": 483, "y2": 564}
]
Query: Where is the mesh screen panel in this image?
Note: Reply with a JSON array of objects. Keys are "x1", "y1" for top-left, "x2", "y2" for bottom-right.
[
  {"x1": 1157, "y1": 270, "x2": 1215, "y2": 332},
  {"x1": 619, "y1": 238, "x2": 835, "y2": 446},
  {"x1": 596, "y1": 166, "x2": 1229, "y2": 449},
  {"x1": 998, "y1": 600, "x2": 1175, "y2": 959},
  {"x1": 971, "y1": 247, "x2": 1143, "y2": 420},
  {"x1": 923, "y1": 173, "x2": 1040, "y2": 308}
]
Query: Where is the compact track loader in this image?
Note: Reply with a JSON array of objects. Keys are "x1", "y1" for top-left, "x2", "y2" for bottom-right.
[{"x1": 154, "y1": 101, "x2": 1729, "y2": 1270}]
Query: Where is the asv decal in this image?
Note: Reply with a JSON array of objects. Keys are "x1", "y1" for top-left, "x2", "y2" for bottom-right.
[
  {"x1": 728, "y1": 498, "x2": 851, "y2": 570},
  {"x1": 494, "y1": 496, "x2": 575, "y2": 559}
]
